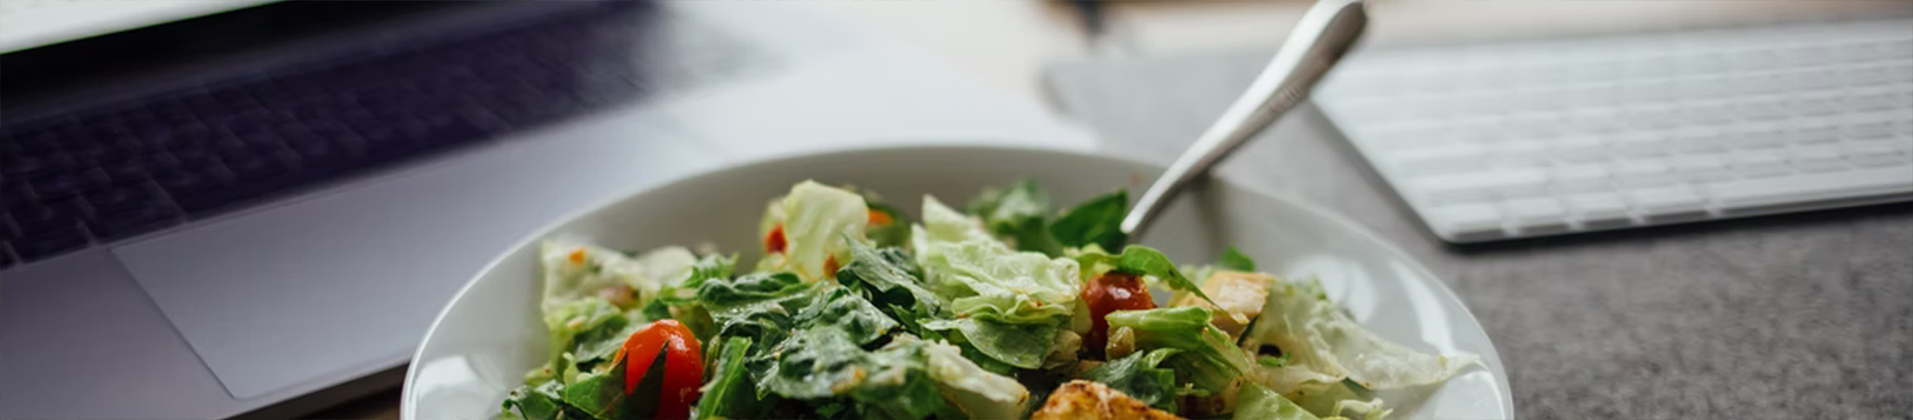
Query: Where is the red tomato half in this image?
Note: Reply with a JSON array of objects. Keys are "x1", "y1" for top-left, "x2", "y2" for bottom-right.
[
  {"x1": 1081, "y1": 272, "x2": 1155, "y2": 354},
  {"x1": 621, "y1": 320, "x2": 703, "y2": 420}
]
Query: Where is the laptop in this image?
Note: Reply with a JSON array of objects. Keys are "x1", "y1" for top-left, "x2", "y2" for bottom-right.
[{"x1": 0, "y1": 1, "x2": 1091, "y2": 418}]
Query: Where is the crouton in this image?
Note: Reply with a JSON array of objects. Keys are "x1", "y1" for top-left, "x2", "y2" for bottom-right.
[{"x1": 1031, "y1": 380, "x2": 1185, "y2": 420}]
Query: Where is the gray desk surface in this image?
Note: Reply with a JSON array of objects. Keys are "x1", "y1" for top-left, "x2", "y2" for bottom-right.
[{"x1": 1046, "y1": 50, "x2": 1912, "y2": 419}]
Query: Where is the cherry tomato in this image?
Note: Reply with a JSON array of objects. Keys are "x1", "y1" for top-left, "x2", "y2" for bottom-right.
[
  {"x1": 764, "y1": 224, "x2": 788, "y2": 254},
  {"x1": 620, "y1": 320, "x2": 703, "y2": 420},
  {"x1": 1081, "y1": 272, "x2": 1156, "y2": 355}
]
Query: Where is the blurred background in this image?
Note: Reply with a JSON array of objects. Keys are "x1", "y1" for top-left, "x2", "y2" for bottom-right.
[{"x1": 1, "y1": 1, "x2": 1908, "y2": 419}]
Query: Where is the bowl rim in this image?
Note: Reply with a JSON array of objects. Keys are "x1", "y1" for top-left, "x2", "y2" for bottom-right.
[{"x1": 399, "y1": 143, "x2": 1514, "y2": 419}]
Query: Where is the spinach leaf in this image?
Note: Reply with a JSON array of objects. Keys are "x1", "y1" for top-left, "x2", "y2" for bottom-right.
[
  {"x1": 966, "y1": 179, "x2": 1064, "y2": 256},
  {"x1": 1080, "y1": 348, "x2": 1185, "y2": 412},
  {"x1": 794, "y1": 287, "x2": 899, "y2": 346},
  {"x1": 694, "y1": 337, "x2": 776, "y2": 420},
  {"x1": 542, "y1": 298, "x2": 626, "y2": 369},
  {"x1": 836, "y1": 241, "x2": 943, "y2": 325},
  {"x1": 1048, "y1": 190, "x2": 1128, "y2": 252},
  {"x1": 568, "y1": 314, "x2": 635, "y2": 370},
  {"x1": 697, "y1": 272, "x2": 809, "y2": 309},
  {"x1": 561, "y1": 349, "x2": 654, "y2": 420},
  {"x1": 657, "y1": 254, "x2": 738, "y2": 305},
  {"x1": 710, "y1": 301, "x2": 795, "y2": 355},
  {"x1": 752, "y1": 328, "x2": 874, "y2": 399},
  {"x1": 502, "y1": 381, "x2": 566, "y2": 420},
  {"x1": 1217, "y1": 246, "x2": 1257, "y2": 272}
]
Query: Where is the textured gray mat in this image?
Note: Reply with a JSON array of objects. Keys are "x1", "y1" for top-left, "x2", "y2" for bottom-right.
[{"x1": 1046, "y1": 50, "x2": 1912, "y2": 419}]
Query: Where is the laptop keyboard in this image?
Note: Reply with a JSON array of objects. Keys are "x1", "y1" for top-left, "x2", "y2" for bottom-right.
[{"x1": 0, "y1": 2, "x2": 767, "y2": 267}]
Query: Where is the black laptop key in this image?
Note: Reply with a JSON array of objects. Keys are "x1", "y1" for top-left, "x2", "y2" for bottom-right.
[
  {"x1": 0, "y1": 244, "x2": 15, "y2": 269},
  {"x1": 10, "y1": 224, "x2": 91, "y2": 262},
  {"x1": 87, "y1": 206, "x2": 183, "y2": 241},
  {"x1": 27, "y1": 169, "x2": 109, "y2": 201},
  {"x1": 82, "y1": 182, "x2": 160, "y2": 215},
  {"x1": 1, "y1": 181, "x2": 33, "y2": 209}
]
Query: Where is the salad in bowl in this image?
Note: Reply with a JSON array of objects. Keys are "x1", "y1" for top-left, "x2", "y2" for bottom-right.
[{"x1": 495, "y1": 179, "x2": 1480, "y2": 420}]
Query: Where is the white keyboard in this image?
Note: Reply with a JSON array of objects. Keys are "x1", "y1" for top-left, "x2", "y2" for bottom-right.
[{"x1": 1315, "y1": 18, "x2": 1913, "y2": 243}]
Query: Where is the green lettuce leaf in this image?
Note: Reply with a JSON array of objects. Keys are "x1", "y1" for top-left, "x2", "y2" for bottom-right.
[
  {"x1": 567, "y1": 312, "x2": 636, "y2": 370},
  {"x1": 965, "y1": 179, "x2": 1063, "y2": 256},
  {"x1": 835, "y1": 240, "x2": 943, "y2": 325},
  {"x1": 502, "y1": 381, "x2": 566, "y2": 420},
  {"x1": 914, "y1": 196, "x2": 1082, "y2": 324},
  {"x1": 1080, "y1": 348, "x2": 1184, "y2": 412},
  {"x1": 750, "y1": 328, "x2": 946, "y2": 419},
  {"x1": 911, "y1": 196, "x2": 1084, "y2": 368},
  {"x1": 908, "y1": 335, "x2": 1033, "y2": 419},
  {"x1": 757, "y1": 181, "x2": 870, "y2": 282},
  {"x1": 1217, "y1": 246, "x2": 1257, "y2": 272},
  {"x1": 865, "y1": 195, "x2": 913, "y2": 249},
  {"x1": 1234, "y1": 382, "x2": 1333, "y2": 420},
  {"x1": 694, "y1": 337, "x2": 776, "y2": 420},
  {"x1": 540, "y1": 242, "x2": 699, "y2": 313},
  {"x1": 920, "y1": 317, "x2": 1058, "y2": 370},
  {"x1": 1077, "y1": 245, "x2": 1217, "y2": 307},
  {"x1": 699, "y1": 272, "x2": 815, "y2": 355},
  {"x1": 1048, "y1": 190, "x2": 1128, "y2": 252},
  {"x1": 697, "y1": 272, "x2": 810, "y2": 309},
  {"x1": 1246, "y1": 277, "x2": 1479, "y2": 392},
  {"x1": 540, "y1": 297, "x2": 624, "y2": 369},
  {"x1": 794, "y1": 286, "x2": 900, "y2": 346},
  {"x1": 562, "y1": 351, "x2": 652, "y2": 420},
  {"x1": 1105, "y1": 307, "x2": 1259, "y2": 394},
  {"x1": 656, "y1": 254, "x2": 738, "y2": 305}
]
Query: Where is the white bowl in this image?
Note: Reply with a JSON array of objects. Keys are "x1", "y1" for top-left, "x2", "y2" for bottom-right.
[{"x1": 401, "y1": 145, "x2": 1514, "y2": 419}]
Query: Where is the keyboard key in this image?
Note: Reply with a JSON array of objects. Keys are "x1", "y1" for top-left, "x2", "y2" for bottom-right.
[
  {"x1": 1731, "y1": 150, "x2": 1792, "y2": 178},
  {"x1": 1503, "y1": 198, "x2": 1568, "y2": 232},
  {"x1": 1849, "y1": 154, "x2": 1910, "y2": 168},
  {"x1": 1566, "y1": 193, "x2": 1632, "y2": 227},
  {"x1": 1711, "y1": 166, "x2": 1913, "y2": 212},
  {"x1": 1728, "y1": 130, "x2": 1789, "y2": 149},
  {"x1": 1414, "y1": 168, "x2": 1547, "y2": 203},
  {"x1": 86, "y1": 205, "x2": 182, "y2": 241},
  {"x1": 1629, "y1": 186, "x2": 1708, "y2": 218},
  {"x1": 1423, "y1": 203, "x2": 1505, "y2": 239},
  {"x1": 1842, "y1": 122, "x2": 1893, "y2": 141},
  {"x1": 11, "y1": 226, "x2": 91, "y2": 261}
]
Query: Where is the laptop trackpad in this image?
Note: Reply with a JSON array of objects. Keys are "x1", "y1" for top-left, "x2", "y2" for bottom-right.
[{"x1": 112, "y1": 118, "x2": 714, "y2": 399}]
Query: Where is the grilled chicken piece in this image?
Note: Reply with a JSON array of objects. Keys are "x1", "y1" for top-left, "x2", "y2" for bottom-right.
[
  {"x1": 1173, "y1": 270, "x2": 1275, "y2": 339},
  {"x1": 1031, "y1": 380, "x2": 1186, "y2": 420}
]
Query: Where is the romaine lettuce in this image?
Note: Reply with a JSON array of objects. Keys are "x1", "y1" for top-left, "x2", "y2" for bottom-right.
[
  {"x1": 540, "y1": 242, "x2": 693, "y2": 311},
  {"x1": 1104, "y1": 307, "x2": 1260, "y2": 394},
  {"x1": 694, "y1": 337, "x2": 775, "y2": 420},
  {"x1": 1080, "y1": 348, "x2": 1184, "y2": 412},
  {"x1": 835, "y1": 240, "x2": 943, "y2": 325},
  {"x1": 1246, "y1": 277, "x2": 1479, "y2": 392},
  {"x1": 965, "y1": 179, "x2": 1063, "y2": 256},
  {"x1": 1216, "y1": 246, "x2": 1257, "y2": 272},
  {"x1": 1234, "y1": 382, "x2": 1335, "y2": 420},
  {"x1": 756, "y1": 181, "x2": 870, "y2": 282},
  {"x1": 911, "y1": 196, "x2": 1084, "y2": 368},
  {"x1": 1047, "y1": 190, "x2": 1129, "y2": 252}
]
